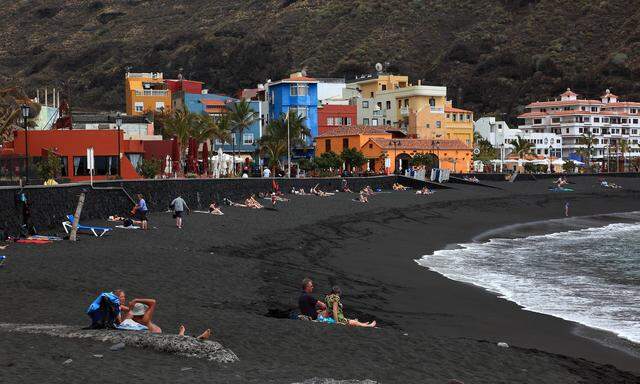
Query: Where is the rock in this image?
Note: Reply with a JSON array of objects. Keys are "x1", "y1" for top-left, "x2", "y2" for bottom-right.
[
  {"x1": 110, "y1": 342, "x2": 125, "y2": 351},
  {"x1": 180, "y1": 367, "x2": 193, "y2": 371},
  {"x1": 402, "y1": 333, "x2": 408, "y2": 336},
  {"x1": 497, "y1": 342, "x2": 509, "y2": 348},
  {"x1": 92, "y1": 354, "x2": 103, "y2": 358},
  {"x1": 62, "y1": 358, "x2": 73, "y2": 365}
]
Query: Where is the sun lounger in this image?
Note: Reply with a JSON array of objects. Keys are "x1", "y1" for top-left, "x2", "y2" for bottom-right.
[{"x1": 63, "y1": 215, "x2": 112, "y2": 237}]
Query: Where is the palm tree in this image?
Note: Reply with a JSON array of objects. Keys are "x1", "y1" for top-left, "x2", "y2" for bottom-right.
[
  {"x1": 0, "y1": 87, "x2": 40, "y2": 142},
  {"x1": 209, "y1": 114, "x2": 232, "y2": 150},
  {"x1": 228, "y1": 100, "x2": 257, "y2": 174},
  {"x1": 162, "y1": 109, "x2": 198, "y2": 163},
  {"x1": 258, "y1": 113, "x2": 310, "y2": 171},
  {"x1": 619, "y1": 139, "x2": 629, "y2": 172},
  {"x1": 577, "y1": 131, "x2": 597, "y2": 172},
  {"x1": 509, "y1": 136, "x2": 534, "y2": 159}
]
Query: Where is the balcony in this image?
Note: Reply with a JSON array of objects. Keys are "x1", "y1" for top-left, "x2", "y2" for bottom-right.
[
  {"x1": 430, "y1": 106, "x2": 444, "y2": 113},
  {"x1": 134, "y1": 90, "x2": 169, "y2": 96},
  {"x1": 373, "y1": 109, "x2": 386, "y2": 117},
  {"x1": 400, "y1": 106, "x2": 410, "y2": 116}
]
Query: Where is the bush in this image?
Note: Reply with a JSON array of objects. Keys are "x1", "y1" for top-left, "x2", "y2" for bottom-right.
[
  {"x1": 137, "y1": 158, "x2": 162, "y2": 179},
  {"x1": 36, "y1": 153, "x2": 62, "y2": 180},
  {"x1": 562, "y1": 160, "x2": 576, "y2": 173},
  {"x1": 315, "y1": 151, "x2": 342, "y2": 170}
]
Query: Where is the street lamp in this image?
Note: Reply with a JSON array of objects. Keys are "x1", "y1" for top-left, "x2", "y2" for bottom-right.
[
  {"x1": 20, "y1": 105, "x2": 30, "y2": 184},
  {"x1": 115, "y1": 112, "x2": 123, "y2": 178},
  {"x1": 388, "y1": 139, "x2": 401, "y2": 174}
]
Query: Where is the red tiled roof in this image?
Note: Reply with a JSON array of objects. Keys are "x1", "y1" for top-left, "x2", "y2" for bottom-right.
[
  {"x1": 518, "y1": 109, "x2": 640, "y2": 118},
  {"x1": 201, "y1": 99, "x2": 226, "y2": 106},
  {"x1": 526, "y1": 99, "x2": 603, "y2": 108},
  {"x1": 560, "y1": 89, "x2": 577, "y2": 97},
  {"x1": 317, "y1": 125, "x2": 393, "y2": 137},
  {"x1": 368, "y1": 138, "x2": 471, "y2": 150},
  {"x1": 445, "y1": 106, "x2": 472, "y2": 113},
  {"x1": 605, "y1": 102, "x2": 640, "y2": 107}
]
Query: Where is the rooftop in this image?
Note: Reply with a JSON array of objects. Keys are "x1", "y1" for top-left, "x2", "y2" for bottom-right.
[
  {"x1": 369, "y1": 138, "x2": 470, "y2": 150},
  {"x1": 317, "y1": 125, "x2": 396, "y2": 137},
  {"x1": 72, "y1": 113, "x2": 150, "y2": 124}
]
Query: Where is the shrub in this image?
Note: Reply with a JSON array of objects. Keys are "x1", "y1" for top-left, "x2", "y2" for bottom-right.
[
  {"x1": 36, "y1": 153, "x2": 62, "y2": 180},
  {"x1": 137, "y1": 158, "x2": 162, "y2": 179},
  {"x1": 562, "y1": 160, "x2": 576, "y2": 173}
]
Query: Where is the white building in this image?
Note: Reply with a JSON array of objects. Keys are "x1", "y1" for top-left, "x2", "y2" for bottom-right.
[
  {"x1": 317, "y1": 78, "x2": 346, "y2": 103},
  {"x1": 517, "y1": 88, "x2": 640, "y2": 161},
  {"x1": 475, "y1": 117, "x2": 562, "y2": 158}
]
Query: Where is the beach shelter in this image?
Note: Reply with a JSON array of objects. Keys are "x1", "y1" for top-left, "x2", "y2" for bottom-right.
[{"x1": 202, "y1": 141, "x2": 209, "y2": 175}]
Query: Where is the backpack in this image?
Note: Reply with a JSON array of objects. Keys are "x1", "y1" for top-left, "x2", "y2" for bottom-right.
[{"x1": 86, "y1": 292, "x2": 121, "y2": 329}]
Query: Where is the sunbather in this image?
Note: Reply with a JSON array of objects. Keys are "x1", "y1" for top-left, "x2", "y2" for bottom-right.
[
  {"x1": 178, "y1": 325, "x2": 211, "y2": 340},
  {"x1": 355, "y1": 191, "x2": 368, "y2": 203},
  {"x1": 108, "y1": 215, "x2": 142, "y2": 227},
  {"x1": 208, "y1": 202, "x2": 224, "y2": 215},
  {"x1": 362, "y1": 185, "x2": 375, "y2": 196},
  {"x1": 393, "y1": 183, "x2": 407, "y2": 191},
  {"x1": 223, "y1": 198, "x2": 247, "y2": 207},
  {"x1": 245, "y1": 194, "x2": 264, "y2": 209},
  {"x1": 311, "y1": 184, "x2": 334, "y2": 197},
  {"x1": 325, "y1": 286, "x2": 376, "y2": 328},
  {"x1": 416, "y1": 187, "x2": 434, "y2": 195},
  {"x1": 115, "y1": 290, "x2": 161, "y2": 333},
  {"x1": 341, "y1": 179, "x2": 353, "y2": 193}
]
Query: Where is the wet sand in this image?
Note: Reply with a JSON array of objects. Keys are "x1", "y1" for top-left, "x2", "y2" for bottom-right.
[{"x1": 1, "y1": 176, "x2": 640, "y2": 383}]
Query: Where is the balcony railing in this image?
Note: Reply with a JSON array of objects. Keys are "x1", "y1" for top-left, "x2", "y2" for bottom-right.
[
  {"x1": 134, "y1": 90, "x2": 168, "y2": 96},
  {"x1": 373, "y1": 110, "x2": 385, "y2": 117}
]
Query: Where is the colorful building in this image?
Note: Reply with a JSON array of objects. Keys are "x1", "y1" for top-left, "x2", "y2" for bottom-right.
[
  {"x1": 315, "y1": 126, "x2": 401, "y2": 158},
  {"x1": 318, "y1": 104, "x2": 357, "y2": 135},
  {"x1": 266, "y1": 72, "x2": 319, "y2": 147},
  {"x1": 1, "y1": 130, "x2": 145, "y2": 182},
  {"x1": 443, "y1": 101, "x2": 474, "y2": 146},
  {"x1": 125, "y1": 72, "x2": 171, "y2": 116}
]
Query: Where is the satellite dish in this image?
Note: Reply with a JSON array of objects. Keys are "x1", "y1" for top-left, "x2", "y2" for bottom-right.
[
  {"x1": 375, "y1": 62, "x2": 383, "y2": 73},
  {"x1": 301, "y1": 69, "x2": 307, "y2": 77}
]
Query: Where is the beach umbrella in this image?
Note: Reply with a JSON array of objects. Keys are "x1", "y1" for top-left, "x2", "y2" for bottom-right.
[
  {"x1": 171, "y1": 137, "x2": 180, "y2": 174},
  {"x1": 187, "y1": 138, "x2": 197, "y2": 174},
  {"x1": 202, "y1": 141, "x2": 209, "y2": 176},
  {"x1": 164, "y1": 155, "x2": 172, "y2": 175}
]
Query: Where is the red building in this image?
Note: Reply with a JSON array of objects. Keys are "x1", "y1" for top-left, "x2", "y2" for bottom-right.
[
  {"x1": 1, "y1": 130, "x2": 147, "y2": 182},
  {"x1": 318, "y1": 104, "x2": 357, "y2": 135},
  {"x1": 165, "y1": 79, "x2": 203, "y2": 95}
]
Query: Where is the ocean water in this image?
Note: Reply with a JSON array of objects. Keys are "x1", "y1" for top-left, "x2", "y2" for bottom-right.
[{"x1": 417, "y1": 219, "x2": 640, "y2": 344}]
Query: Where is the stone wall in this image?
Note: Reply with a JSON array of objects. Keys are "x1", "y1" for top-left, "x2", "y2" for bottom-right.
[{"x1": 0, "y1": 176, "x2": 400, "y2": 233}]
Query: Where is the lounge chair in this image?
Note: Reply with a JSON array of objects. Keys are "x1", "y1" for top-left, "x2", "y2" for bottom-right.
[{"x1": 63, "y1": 215, "x2": 112, "y2": 237}]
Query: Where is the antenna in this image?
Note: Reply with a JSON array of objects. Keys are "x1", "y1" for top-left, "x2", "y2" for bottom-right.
[
  {"x1": 301, "y1": 68, "x2": 307, "y2": 77},
  {"x1": 375, "y1": 63, "x2": 383, "y2": 73}
]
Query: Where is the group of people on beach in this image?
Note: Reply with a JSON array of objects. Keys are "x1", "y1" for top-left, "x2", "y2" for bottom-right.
[{"x1": 298, "y1": 278, "x2": 376, "y2": 328}]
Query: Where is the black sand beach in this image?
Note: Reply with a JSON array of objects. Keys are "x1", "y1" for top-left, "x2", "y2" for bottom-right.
[{"x1": 2, "y1": 176, "x2": 640, "y2": 383}]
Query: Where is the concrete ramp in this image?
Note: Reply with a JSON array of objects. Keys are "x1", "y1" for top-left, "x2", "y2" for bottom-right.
[{"x1": 0, "y1": 323, "x2": 238, "y2": 363}]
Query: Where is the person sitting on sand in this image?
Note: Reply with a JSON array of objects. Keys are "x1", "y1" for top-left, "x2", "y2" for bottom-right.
[
  {"x1": 311, "y1": 184, "x2": 334, "y2": 197},
  {"x1": 245, "y1": 194, "x2": 264, "y2": 209},
  {"x1": 114, "y1": 290, "x2": 161, "y2": 333},
  {"x1": 208, "y1": 202, "x2": 224, "y2": 215},
  {"x1": 223, "y1": 198, "x2": 247, "y2": 208},
  {"x1": 416, "y1": 187, "x2": 434, "y2": 195},
  {"x1": 392, "y1": 183, "x2": 407, "y2": 191},
  {"x1": 362, "y1": 185, "x2": 374, "y2": 195},
  {"x1": 325, "y1": 286, "x2": 376, "y2": 328},
  {"x1": 341, "y1": 179, "x2": 353, "y2": 193},
  {"x1": 355, "y1": 191, "x2": 368, "y2": 203},
  {"x1": 298, "y1": 278, "x2": 326, "y2": 320}
]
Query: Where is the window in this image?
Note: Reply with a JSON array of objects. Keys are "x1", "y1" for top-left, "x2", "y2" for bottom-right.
[
  {"x1": 594, "y1": 118, "x2": 600, "y2": 123},
  {"x1": 155, "y1": 102, "x2": 165, "y2": 112},
  {"x1": 452, "y1": 114, "x2": 457, "y2": 121},
  {"x1": 370, "y1": 92, "x2": 374, "y2": 98},
  {"x1": 73, "y1": 156, "x2": 118, "y2": 176},
  {"x1": 371, "y1": 118, "x2": 378, "y2": 126},
  {"x1": 342, "y1": 138, "x2": 349, "y2": 149},
  {"x1": 435, "y1": 121, "x2": 441, "y2": 129},
  {"x1": 540, "y1": 108, "x2": 547, "y2": 112},
  {"x1": 633, "y1": 129, "x2": 638, "y2": 135},
  {"x1": 631, "y1": 108, "x2": 637, "y2": 114},
  {"x1": 584, "y1": 116, "x2": 590, "y2": 122},
  {"x1": 362, "y1": 101, "x2": 369, "y2": 109},
  {"x1": 622, "y1": 118, "x2": 628, "y2": 123},
  {"x1": 345, "y1": 117, "x2": 352, "y2": 125},
  {"x1": 325, "y1": 139, "x2": 331, "y2": 152},
  {"x1": 386, "y1": 101, "x2": 391, "y2": 110},
  {"x1": 290, "y1": 83, "x2": 308, "y2": 96},
  {"x1": 552, "y1": 117, "x2": 560, "y2": 123},
  {"x1": 135, "y1": 102, "x2": 144, "y2": 112},
  {"x1": 446, "y1": 114, "x2": 450, "y2": 119},
  {"x1": 591, "y1": 107, "x2": 598, "y2": 112},
  {"x1": 534, "y1": 118, "x2": 542, "y2": 125},
  {"x1": 381, "y1": 84, "x2": 387, "y2": 91},
  {"x1": 603, "y1": 118, "x2": 609, "y2": 123},
  {"x1": 327, "y1": 117, "x2": 334, "y2": 126},
  {"x1": 376, "y1": 102, "x2": 382, "y2": 110},
  {"x1": 429, "y1": 98, "x2": 436, "y2": 107},
  {"x1": 363, "y1": 118, "x2": 370, "y2": 125},
  {"x1": 243, "y1": 133, "x2": 254, "y2": 145},
  {"x1": 398, "y1": 100, "x2": 402, "y2": 108},
  {"x1": 404, "y1": 99, "x2": 409, "y2": 107},
  {"x1": 290, "y1": 107, "x2": 307, "y2": 119}
]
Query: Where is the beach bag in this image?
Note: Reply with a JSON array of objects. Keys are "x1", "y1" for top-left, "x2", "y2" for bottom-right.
[
  {"x1": 123, "y1": 218, "x2": 133, "y2": 227},
  {"x1": 86, "y1": 292, "x2": 121, "y2": 329}
]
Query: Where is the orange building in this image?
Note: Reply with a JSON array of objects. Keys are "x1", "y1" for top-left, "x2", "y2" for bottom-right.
[
  {"x1": 1, "y1": 130, "x2": 144, "y2": 182},
  {"x1": 315, "y1": 126, "x2": 471, "y2": 173},
  {"x1": 125, "y1": 72, "x2": 172, "y2": 116}
]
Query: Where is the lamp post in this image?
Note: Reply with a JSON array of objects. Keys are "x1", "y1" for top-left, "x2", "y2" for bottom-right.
[
  {"x1": 287, "y1": 111, "x2": 291, "y2": 178},
  {"x1": 20, "y1": 105, "x2": 30, "y2": 184},
  {"x1": 388, "y1": 139, "x2": 401, "y2": 174},
  {"x1": 115, "y1": 112, "x2": 122, "y2": 178},
  {"x1": 499, "y1": 143, "x2": 504, "y2": 173}
]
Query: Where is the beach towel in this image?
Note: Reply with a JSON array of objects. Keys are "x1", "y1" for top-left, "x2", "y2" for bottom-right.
[
  {"x1": 115, "y1": 225, "x2": 141, "y2": 229},
  {"x1": 15, "y1": 239, "x2": 52, "y2": 244},
  {"x1": 29, "y1": 235, "x2": 63, "y2": 241},
  {"x1": 548, "y1": 187, "x2": 574, "y2": 192},
  {"x1": 86, "y1": 292, "x2": 120, "y2": 329},
  {"x1": 116, "y1": 318, "x2": 148, "y2": 331}
]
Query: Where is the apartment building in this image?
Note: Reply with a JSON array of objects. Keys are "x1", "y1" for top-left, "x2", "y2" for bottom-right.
[{"x1": 125, "y1": 72, "x2": 171, "y2": 116}]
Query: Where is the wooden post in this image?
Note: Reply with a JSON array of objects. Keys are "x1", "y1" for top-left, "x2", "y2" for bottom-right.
[{"x1": 69, "y1": 192, "x2": 85, "y2": 242}]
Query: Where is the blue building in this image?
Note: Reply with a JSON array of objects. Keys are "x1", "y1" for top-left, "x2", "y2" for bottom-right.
[
  {"x1": 215, "y1": 100, "x2": 263, "y2": 163},
  {"x1": 267, "y1": 73, "x2": 318, "y2": 154}
]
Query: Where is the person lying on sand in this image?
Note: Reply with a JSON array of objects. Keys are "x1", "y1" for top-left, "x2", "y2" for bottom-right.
[
  {"x1": 393, "y1": 183, "x2": 407, "y2": 191},
  {"x1": 208, "y1": 202, "x2": 224, "y2": 215},
  {"x1": 245, "y1": 195, "x2": 264, "y2": 209},
  {"x1": 115, "y1": 290, "x2": 162, "y2": 333},
  {"x1": 223, "y1": 198, "x2": 247, "y2": 208},
  {"x1": 354, "y1": 191, "x2": 368, "y2": 203},
  {"x1": 178, "y1": 325, "x2": 211, "y2": 340},
  {"x1": 108, "y1": 215, "x2": 142, "y2": 227},
  {"x1": 416, "y1": 187, "x2": 434, "y2": 195},
  {"x1": 311, "y1": 184, "x2": 334, "y2": 197},
  {"x1": 325, "y1": 286, "x2": 376, "y2": 328},
  {"x1": 362, "y1": 185, "x2": 374, "y2": 196}
]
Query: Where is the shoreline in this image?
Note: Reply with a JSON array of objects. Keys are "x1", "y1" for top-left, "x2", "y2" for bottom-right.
[{"x1": 2, "y1": 176, "x2": 640, "y2": 383}]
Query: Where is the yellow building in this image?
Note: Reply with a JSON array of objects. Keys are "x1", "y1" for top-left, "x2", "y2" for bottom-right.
[
  {"x1": 352, "y1": 74, "x2": 409, "y2": 99},
  {"x1": 125, "y1": 72, "x2": 172, "y2": 116},
  {"x1": 443, "y1": 101, "x2": 474, "y2": 147}
]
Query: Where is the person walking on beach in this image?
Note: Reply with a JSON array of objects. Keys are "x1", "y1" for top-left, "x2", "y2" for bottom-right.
[
  {"x1": 565, "y1": 201, "x2": 570, "y2": 217},
  {"x1": 170, "y1": 196, "x2": 190, "y2": 228},
  {"x1": 298, "y1": 278, "x2": 326, "y2": 320},
  {"x1": 132, "y1": 194, "x2": 149, "y2": 230}
]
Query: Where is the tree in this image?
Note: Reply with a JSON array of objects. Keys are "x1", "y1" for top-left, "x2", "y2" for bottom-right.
[
  {"x1": 631, "y1": 157, "x2": 640, "y2": 172},
  {"x1": 472, "y1": 132, "x2": 497, "y2": 161},
  {"x1": 228, "y1": 100, "x2": 257, "y2": 173},
  {"x1": 412, "y1": 153, "x2": 437, "y2": 168},
  {"x1": 315, "y1": 151, "x2": 342, "y2": 170},
  {"x1": 340, "y1": 147, "x2": 366, "y2": 171},
  {"x1": 36, "y1": 151, "x2": 62, "y2": 181},
  {"x1": 210, "y1": 114, "x2": 232, "y2": 150},
  {"x1": 258, "y1": 112, "x2": 310, "y2": 170},
  {"x1": 509, "y1": 136, "x2": 533, "y2": 159},
  {"x1": 577, "y1": 131, "x2": 596, "y2": 172},
  {"x1": 137, "y1": 158, "x2": 162, "y2": 179},
  {"x1": 619, "y1": 139, "x2": 629, "y2": 172},
  {"x1": 562, "y1": 160, "x2": 576, "y2": 173},
  {"x1": 161, "y1": 109, "x2": 198, "y2": 162},
  {"x1": 0, "y1": 87, "x2": 40, "y2": 142}
]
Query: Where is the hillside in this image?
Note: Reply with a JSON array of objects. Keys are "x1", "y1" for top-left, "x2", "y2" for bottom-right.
[{"x1": 1, "y1": 0, "x2": 639, "y2": 121}]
